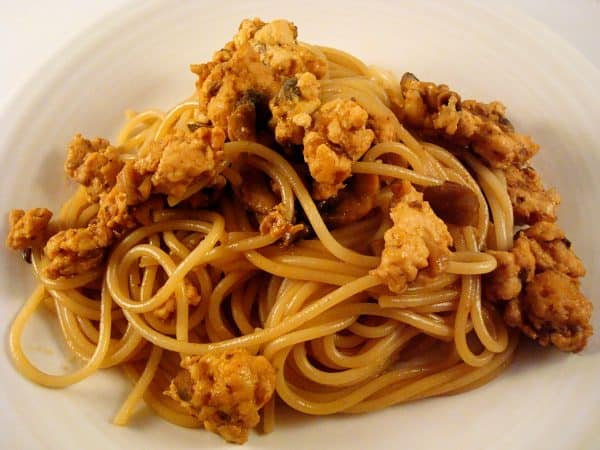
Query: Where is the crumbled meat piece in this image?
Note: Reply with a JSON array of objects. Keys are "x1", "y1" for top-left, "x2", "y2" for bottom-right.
[
  {"x1": 238, "y1": 19, "x2": 328, "y2": 79},
  {"x1": 504, "y1": 271, "x2": 592, "y2": 352},
  {"x1": 64, "y1": 134, "x2": 124, "y2": 201},
  {"x1": 484, "y1": 234, "x2": 535, "y2": 301},
  {"x1": 239, "y1": 168, "x2": 279, "y2": 215},
  {"x1": 193, "y1": 43, "x2": 278, "y2": 134},
  {"x1": 505, "y1": 165, "x2": 560, "y2": 225},
  {"x1": 153, "y1": 280, "x2": 201, "y2": 319},
  {"x1": 370, "y1": 181, "x2": 453, "y2": 293},
  {"x1": 303, "y1": 133, "x2": 353, "y2": 200},
  {"x1": 485, "y1": 220, "x2": 591, "y2": 352},
  {"x1": 396, "y1": 73, "x2": 539, "y2": 168},
  {"x1": 524, "y1": 221, "x2": 585, "y2": 278},
  {"x1": 41, "y1": 127, "x2": 227, "y2": 279},
  {"x1": 43, "y1": 224, "x2": 109, "y2": 278},
  {"x1": 259, "y1": 204, "x2": 306, "y2": 244},
  {"x1": 165, "y1": 348, "x2": 276, "y2": 444},
  {"x1": 270, "y1": 72, "x2": 321, "y2": 146},
  {"x1": 191, "y1": 19, "x2": 326, "y2": 137},
  {"x1": 303, "y1": 99, "x2": 375, "y2": 200},
  {"x1": 6, "y1": 208, "x2": 53, "y2": 250},
  {"x1": 422, "y1": 182, "x2": 479, "y2": 226},
  {"x1": 324, "y1": 173, "x2": 380, "y2": 227},
  {"x1": 135, "y1": 127, "x2": 226, "y2": 199}
]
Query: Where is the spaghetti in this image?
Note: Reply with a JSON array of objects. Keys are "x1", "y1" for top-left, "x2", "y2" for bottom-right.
[{"x1": 5, "y1": 18, "x2": 590, "y2": 444}]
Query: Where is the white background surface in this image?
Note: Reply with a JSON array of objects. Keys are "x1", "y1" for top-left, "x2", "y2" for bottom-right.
[
  {"x1": 0, "y1": 0, "x2": 599, "y2": 114},
  {"x1": 1, "y1": 1, "x2": 600, "y2": 450}
]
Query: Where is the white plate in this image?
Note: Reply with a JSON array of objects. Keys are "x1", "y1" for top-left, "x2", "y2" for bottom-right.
[{"x1": 1, "y1": 1, "x2": 599, "y2": 449}]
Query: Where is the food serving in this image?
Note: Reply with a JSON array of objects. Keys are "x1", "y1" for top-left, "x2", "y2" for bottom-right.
[{"x1": 5, "y1": 18, "x2": 592, "y2": 444}]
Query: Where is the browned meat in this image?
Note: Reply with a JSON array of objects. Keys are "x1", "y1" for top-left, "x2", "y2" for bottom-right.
[
  {"x1": 524, "y1": 221, "x2": 585, "y2": 277},
  {"x1": 43, "y1": 127, "x2": 227, "y2": 279},
  {"x1": 44, "y1": 224, "x2": 109, "y2": 278},
  {"x1": 165, "y1": 348, "x2": 276, "y2": 444},
  {"x1": 370, "y1": 181, "x2": 453, "y2": 293},
  {"x1": 303, "y1": 99, "x2": 375, "y2": 200},
  {"x1": 65, "y1": 134, "x2": 124, "y2": 200},
  {"x1": 505, "y1": 165, "x2": 560, "y2": 225},
  {"x1": 191, "y1": 19, "x2": 327, "y2": 138},
  {"x1": 484, "y1": 234, "x2": 535, "y2": 301},
  {"x1": 270, "y1": 72, "x2": 321, "y2": 146},
  {"x1": 6, "y1": 208, "x2": 53, "y2": 251},
  {"x1": 422, "y1": 182, "x2": 479, "y2": 226},
  {"x1": 395, "y1": 73, "x2": 539, "y2": 168},
  {"x1": 135, "y1": 127, "x2": 226, "y2": 199},
  {"x1": 484, "y1": 221, "x2": 591, "y2": 352},
  {"x1": 504, "y1": 271, "x2": 592, "y2": 352}
]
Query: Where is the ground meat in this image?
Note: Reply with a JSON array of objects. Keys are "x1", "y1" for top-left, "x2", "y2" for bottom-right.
[
  {"x1": 396, "y1": 73, "x2": 539, "y2": 168},
  {"x1": 165, "y1": 348, "x2": 276, "y2": 444},
  {"x1": 303, "y1": 99, "x2": 375, "y2": 200},
  {"x1": 42, "y1": 127, "x2": 227, "y2": 279},
  {"x1": 504, "y1": 271, "x2": 592, "y2": 352},
  {"x1": 65, "y1": 134, "x2": 124, "y2": 200},
  {"x1": 239, "y1": 19, "x2": 328, "y2": 80},
  {"x1": 270, "y1": 72, "x2": 321, "y2": 146},
  {"x1": 43, "y1": 224, "x2": 109, "y2": 278},
  {"x1": 524, "y1": 221, "x2": 585, "y2": 278},
  {"x1": 504, "y1": 165, "x2": 560, "y2": 225},
  {"x1": 6, "y1": 208, "x2": 53, "y2": 250},
  {"x1": 259, "y1": 204, "x2": 306, "y2": 244},
  {"x1": 484, "y1": 221, "x2": 591, "y2": 352},
  {"x1": 191, "y1": 19, "x2": 327, "y2": 138},
  {"x1": 135, "y1": 127, "x2": 226, "y2": 199},
  {"x1": 484, "y1": 234, "x2": 535, "y2": 301},
  {"x1": 370, "y1": 181, "x2": 453, "y2": 293}
]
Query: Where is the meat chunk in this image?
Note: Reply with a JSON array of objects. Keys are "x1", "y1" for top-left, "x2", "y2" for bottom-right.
[
  {"x1": 237, "y1": 19, "x2": 328, "y2": 80},
  {"x1": 165, "y1": 349, "x2": 276, "y2": 444},
  {"x1": 65, "y1": 134, "x2": 124, "y2": 200},
  {"x1": 6, "y1": 208, "x2": 52, "y2": 250},
  {"x1": 193, "y1": 43, "x2": 278, "y2": 134},
  {"x1": 136, "y1": 127, "x2": 226, "y2": 199},
  {"x1": 371, "y1": 181, "x2": 453, "y2": 293},
  {"x1": 303, "y1": 99, "x2": 375, "y2": 200},
  {"x1": 484, "y1": 234, "x2": 535, "y2": 301},
  {"x1": 504, "y1": 271, "x2": 592, "y2": 352},
  {"x1": 270, "y1": 72, "x2": 321, "y2": 146},
  {"x1": 43, "y1": 224, "x2": 109, "y2": 278},
  {"x1": 396, "y1": 73, "x2": 539, "y2": 168},
  {"x1": 484, "y1": 221, "x2": 591, "y2": 352},
  {"x1": 191, "y1": 19, "x2": 327, "y2": 137},
  {"x1": 524, "y1": 221, "x2": 585, "y2": 278},
  {"x1": 505, "y1": 165, "x2": 560, "y2": 225}
]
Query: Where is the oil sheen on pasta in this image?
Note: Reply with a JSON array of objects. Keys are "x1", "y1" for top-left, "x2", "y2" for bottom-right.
[{"x1": 5, "y1": 18, "x2": 592, "y2": 444}]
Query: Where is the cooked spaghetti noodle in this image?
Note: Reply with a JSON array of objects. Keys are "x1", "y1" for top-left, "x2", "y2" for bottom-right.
[{"x1": 6, "y1": 18, "x2": 590, "y2": 444}]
